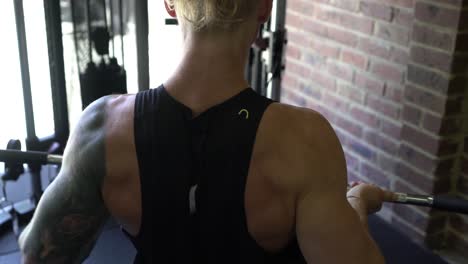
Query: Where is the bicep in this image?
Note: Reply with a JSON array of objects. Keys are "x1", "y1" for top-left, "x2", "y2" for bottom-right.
[
  {"x1": 20, "y1": 169, "x2": 108, "y2": 262},
  {"x1": 296, "y1": 192, "x2": 384, "y2": 264},
  {"x1": 19, "y1": 98, "x2": 111, "y2": 263}
]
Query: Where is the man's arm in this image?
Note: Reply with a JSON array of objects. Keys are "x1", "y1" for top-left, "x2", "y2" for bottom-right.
[
  {"x1": 292, "y1": 111, "x2": 385, "y2": 263},
  {"x1": 19, "y1": 97, "x2": 112, "y2": 263}
]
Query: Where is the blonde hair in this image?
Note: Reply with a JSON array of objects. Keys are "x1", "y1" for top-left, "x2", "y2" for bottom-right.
[{"x1": 166, "y1": 0, "x2": 257, "y2": 31}]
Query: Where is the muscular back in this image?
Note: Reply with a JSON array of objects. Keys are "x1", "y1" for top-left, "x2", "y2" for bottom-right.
[{"x1": 102, "y1": 94, "x2": 344, "y2": 253}]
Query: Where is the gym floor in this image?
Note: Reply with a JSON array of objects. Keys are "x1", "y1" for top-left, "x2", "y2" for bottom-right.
[{"x1": 0, "y1": 169, "x2": 455, "y2": 263}]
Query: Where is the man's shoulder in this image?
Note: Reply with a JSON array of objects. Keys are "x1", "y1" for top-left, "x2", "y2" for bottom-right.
[
  {"x1": 263, "y1": 102, "x2": 335, "y2": 146},
  {"x1": 259, "y1": 102, "x2": 346, "y2": 195}
]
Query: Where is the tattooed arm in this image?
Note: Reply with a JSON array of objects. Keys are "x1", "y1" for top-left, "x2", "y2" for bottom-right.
[{"x1": 19, "y1": 97, "x2": 112, "y2": 264}]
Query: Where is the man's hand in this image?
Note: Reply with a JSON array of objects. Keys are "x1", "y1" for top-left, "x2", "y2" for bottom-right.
[
  {"x1": 347, "y1": 182, "x2": 395, "y2": 214},
  {"x1": 346, "y1": 182, "x2": 395, "y2": 227}
]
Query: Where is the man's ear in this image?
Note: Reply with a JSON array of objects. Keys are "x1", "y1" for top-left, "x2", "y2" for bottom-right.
[
  {"x1": 257, "y1": 0, "x2": 273, "y2": 24},
  {"x1": 164, "y1": 0, "x2": 177, "y2": 18}
]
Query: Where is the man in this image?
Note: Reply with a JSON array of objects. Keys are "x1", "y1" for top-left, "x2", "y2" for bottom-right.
[{"x1": 19, "y1": 0, "x2": 393, "y2": 263}]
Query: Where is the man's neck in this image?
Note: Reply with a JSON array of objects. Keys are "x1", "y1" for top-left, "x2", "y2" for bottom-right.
[{"x1": 164, "y1": 33, "x2": 251, "y2": 113}]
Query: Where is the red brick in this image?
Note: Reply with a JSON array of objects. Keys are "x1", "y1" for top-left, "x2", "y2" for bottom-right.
[
  {"x1": 350, "y1": 107, "x2": 379, "y2": 127},
  {"x1": 299, "y1": 82, "x2": 322, "y2": 101},
  {"x1": 415, "y1": 2, "x2": 461, "y2": 29},
  {"x1": 384, "y1": 0, "x2": 414, "y2": 9},
  {"x1": 354, "y1": 73, "x2": 385, "y2": 95},
  {"x1": 376, "y1": 22, "x2": 410, "y2": 46},
  {"x1": 410, "y1": 46, "x2": 454, "y2": 73},
  {"x1": 288, "y1": 0, "x2": 314, "y2": 14},
  {"x1": 282, "y1": 88, "x2": 308, "y2": 107},
  {"x1": 395, "y1": 162, "x2": 434, "y2": 193},
  {"x1": 310, "y1": 70, "x2": 337, "y2": 91},
  {"x1": 327, "y1": 26, "x2": 360, "y2": 47},
  {"x1": 401, "y1": 125, "x2": 459, "y2": 156},
  {"x1": 358, "y1": 37, "x2": 392, "y2": 59},
  {"x1": 337, "y1": 84, "x2": 365, "y2": 104},
  {"x1": 322, "y1": 92, "x2": 350, "y2": 113},
  {"x1": 335, "y1": 115, "x2": 363, "y2": 138},
  {"x1": 422, "y1": 114, "x2": 463, "y2": 136},
  {"x1": 360, "y1": 1, "x2": 393, "y2": 21},
  {"x1": 315, "y1": 5, "x2": 374, "y2": 34},
  {"x1": 394, "y1": 179, "x2": 431, "y2": 198},
  {"x1": 390, "y1": 47, "x2": 410, "y2": 66},
  {"x1": 310, "y1": 39, "x2": 341, "y2": 59},
  {"x1": 371, "y1": 61, "x2": 405, "y2": 84},
  {"x1": 407, "y1": 64, "x2": 451, "y2": 95},
  {"x1": 382, "y1": 119, "x2": 402, "y2": 140},
  {"x1": 286, "y1": 11, "x2": 305, "y2": 29},
  {"x1": 286, "y1": 60, "x2": 311, "y2": 77},
  {"x1": 402, "y1": 104, "x2": 422, "y2": 125},
  {"x1": 399, "y1": 143, "x2": 456, "y2": 174},
  {"x1": 360, "y1": 162, "x2": 391, "y2": 188},
  {"x1": 328, "y1": 0, "x2": 359, "y2": 12},
  {"x1": 341, "y1": 50, "x2": 368, "y2": 69},
  {"x1": 302, "y1": 52, "x2": 327, "y2": 69},
  {"x1": 393, "y1": 8, "x2": 414, "y2": 27},
  {"x1": 348, "y1": 137, "x2": 376, "y2": 160},
  {"x1": 364, "y1": 130, "x2": 400, "y2": 155},
  {"x1": 412, "y1": 24, "x2": 456, "y2": 51},
  {"x1": 384, "y1": 84, "x2": 403, "y2": 104},
  {"x1": 286, "y1": 45, "x2": 301, "y2": 60},
  {"x1": 367, "y1": 95, "x2": 401, "y2": 120},
  {"x1": 404, "y1": 85, "x2": 447, "y2": 115},
  {"x1": 327, "y1": 62, "x2": 354, "y2": 82},
  {"x1": 378, "y1": 154, "x2": 397, "y2": 173},
  {"x1": 286, "y1": 31, "x2": 308, "y2": 47}
]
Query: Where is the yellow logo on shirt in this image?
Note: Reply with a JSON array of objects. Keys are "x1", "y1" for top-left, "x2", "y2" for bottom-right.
[{"x1": 238, "y1": 109, "x2": 249, "y2": 120}]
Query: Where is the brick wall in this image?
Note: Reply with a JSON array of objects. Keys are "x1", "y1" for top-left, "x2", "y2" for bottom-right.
[{"x1": 282, "y1": 0, "x2": 468, "y2": 258}]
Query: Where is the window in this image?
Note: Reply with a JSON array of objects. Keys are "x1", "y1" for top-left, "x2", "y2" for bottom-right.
[
  {"x1": 148, "y1": 1, "x2": 182, "y2": 88},
  {"x1": 24, "y1": 0, "x2": 55, "y2": 138}
]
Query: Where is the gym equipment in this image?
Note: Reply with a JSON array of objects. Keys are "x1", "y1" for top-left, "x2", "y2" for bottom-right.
[
  {"x1": 1, "y1": 149, "x2": 468, "y2": 215},
  {"x1": 72, "y1": 0, "x2": 128, "y2": 109},
  {"x1": 0, "y1": 141, "x2": 35, "y2": 237},
  {"x1": 244, "y1": 0, "x2": 287, "y2": 100}
]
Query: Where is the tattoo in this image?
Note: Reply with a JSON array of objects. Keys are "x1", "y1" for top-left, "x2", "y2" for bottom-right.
[{"x1": 19, "y1": 97, "x2": 112, "y2": 263}]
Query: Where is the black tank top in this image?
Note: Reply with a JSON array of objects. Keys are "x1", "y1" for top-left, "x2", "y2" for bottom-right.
[{"x1": 128, "y1": 85, "x2": 306, "y2": 263}]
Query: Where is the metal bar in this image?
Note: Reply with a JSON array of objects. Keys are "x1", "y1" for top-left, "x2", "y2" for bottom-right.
[
  {"x1": 135, "y1": 0, "x2": 150, "y2": 91},
  {"x1": 102, "y1": 0, "x2": 109, "y2": 36},
  {"x1": 109, "y1": 0, "x2": 115, "y2": 57},
  {"x1": 86, "y1": 0, "x2": 93, "y2": 62},
  {"x1": 13, "y1": 0, "x2": 36, "y2": 139},
  {"x1": 70, "y1": 0, "x2": 82, "y2": 72},
  {"x1": 119, "y1": 0, "x2": 125, "y2": 67},
  {"x1": 43, "y1": 0, "x2": 70, "y2": 148},
  {"x1": 0, "y1": 150, "x2": 62, "y2": 165}
]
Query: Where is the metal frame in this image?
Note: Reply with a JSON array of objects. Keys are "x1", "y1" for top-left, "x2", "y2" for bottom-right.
[
  {"x1": 43, "y1": 0, "x2": 70, "y2": 149},
  {"x1": 246, "y1": 0, "x2": 287, "y2": 101},
  {"x1": 269, "y1": 0, "x2": 287, "y2": 101},
  {"x1": 13, "y1": 0, "x2": 36, "y2": 141},
  {"x1": 135, "y1": 0, "x2": 150, "y2": 91}
]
